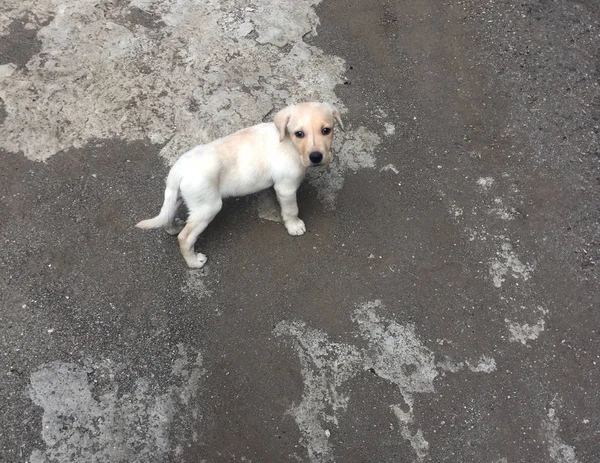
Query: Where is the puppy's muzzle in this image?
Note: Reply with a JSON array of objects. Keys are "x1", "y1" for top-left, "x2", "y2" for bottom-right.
[{"x1": 309, "y1": 151, "x2": 323, "y2": 165}]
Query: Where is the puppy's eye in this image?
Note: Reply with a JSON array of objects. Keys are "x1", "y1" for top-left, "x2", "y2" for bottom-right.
[
  {"x1": 322, "y1": 127, "x2": 332, "y2": 135},
  {"x1": 294, "y1": 131, "x2": 305, "y2": 138}
]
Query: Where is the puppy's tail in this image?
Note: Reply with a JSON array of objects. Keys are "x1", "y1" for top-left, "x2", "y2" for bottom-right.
[{"x1": 136, "y1": 167, "x2": 182, "y2": 230}]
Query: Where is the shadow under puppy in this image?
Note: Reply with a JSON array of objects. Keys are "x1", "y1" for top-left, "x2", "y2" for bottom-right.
[{"x1": 136, "y1": 102, "x2": 344, "y2": 268}]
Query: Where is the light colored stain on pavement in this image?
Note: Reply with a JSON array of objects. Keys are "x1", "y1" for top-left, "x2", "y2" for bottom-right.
[
  {"x1": 380, "y1": 163, "x2": 399, "y2": 174},
  {"x1": 449, "y1": 202, "x2": 464, "y2": 218},
  {"x1": 383, "y1": 122, "x2": 396, "y2": 136},
  {"x1": 442, "y1": 179, "x2": 534, "y2": 288},
  {"x1": 489, "y1": 242, "x2": 534, "y2": 288},
  {"x1": 436, "y1": 356, "x2": 497, "y2": 375},
  {"x1": 275, "y1": 320, "x2": 362, "y2": 461},
  {"x1": 442, "y1": 179, "x2": 546, "y2": 350},
  {"x1": 0, "y1": 0, "x2": 379, "y2": 208},
  {"x1": 391, "y1": 401, "x2": 429, "y2": 462},
  {"x1": 488, "y1": 198, "x2": 518, "y2": 221},
  {"x1": 0, "y1": 62, "x2": 17, "y2": 77},
  {"x1": 543, "y1": 406, "x2": 579, "y2": 463},
  {"x1": 275, "y1": 300, "x2": 497, "y2": 462},
  {"x1": 476, "y1": 177, "x2": 495, "y2": 191},
  {"x1": 506, "y1": 306, "x2": 548, "y2": 346},
  {"x1": 181, "y1": 269, "x2": 214, "y2": 302},
  {"x1": 466, "y1": 356, "x2": 497, "y2": 373},
  {"x1": 27, "y1": 344, "x2": 205, "y2": 463}
]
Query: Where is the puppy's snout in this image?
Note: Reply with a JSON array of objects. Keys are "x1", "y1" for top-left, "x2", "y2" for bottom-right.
[{"x1": 309, "y1": 151, "x2": 323, "y2": 165}]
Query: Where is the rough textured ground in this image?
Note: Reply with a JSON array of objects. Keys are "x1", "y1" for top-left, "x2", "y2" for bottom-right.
[{"x1": 1, "y1": 0, "x2": 598, "y2": 462}]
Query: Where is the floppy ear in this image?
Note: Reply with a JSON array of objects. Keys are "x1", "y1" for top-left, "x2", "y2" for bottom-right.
[
  {"x1": 273, "y1": 106, "x2": 293, "y2": 142},
  {"x1": 331, "y1": 106, "x2": 344, "y2": 131}
]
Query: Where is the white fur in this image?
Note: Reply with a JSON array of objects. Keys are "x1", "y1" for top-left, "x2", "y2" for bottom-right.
[{"x1": 136, "y1": 102, "x2": 342, "y2": 268}]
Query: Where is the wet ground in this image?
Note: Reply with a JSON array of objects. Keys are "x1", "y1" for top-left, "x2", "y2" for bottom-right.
[{"x1": 1, "y1": 0, "x2": 599, "y2": 462}]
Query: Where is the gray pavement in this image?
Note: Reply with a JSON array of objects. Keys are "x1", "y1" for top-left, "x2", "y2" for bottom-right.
[{"x1": 1, "y1": 0, "x2": 599, "y2": 462}]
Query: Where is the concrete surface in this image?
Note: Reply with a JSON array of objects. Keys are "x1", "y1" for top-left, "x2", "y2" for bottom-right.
[{"x1": 1, "y1": 0, "x2": 598, "y2": 462}]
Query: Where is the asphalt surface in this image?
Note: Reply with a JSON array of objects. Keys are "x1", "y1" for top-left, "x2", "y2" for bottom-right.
[{"x1": 1, "y1": 1, "x2": 599, "y2": 462}]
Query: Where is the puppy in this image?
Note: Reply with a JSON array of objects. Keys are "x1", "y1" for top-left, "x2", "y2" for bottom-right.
[{"x1": 136, "y1": 102, "x2": 344, "y2": 268}]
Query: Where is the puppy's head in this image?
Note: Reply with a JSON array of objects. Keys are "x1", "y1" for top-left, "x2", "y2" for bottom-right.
[{"x1": 273, "y1": 102, "x2": 344, "y2": 167}]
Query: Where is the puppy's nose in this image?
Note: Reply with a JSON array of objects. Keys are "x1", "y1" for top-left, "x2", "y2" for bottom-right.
[{"x1": 309, "y1": 151, "x2": 323, "y2": 164}]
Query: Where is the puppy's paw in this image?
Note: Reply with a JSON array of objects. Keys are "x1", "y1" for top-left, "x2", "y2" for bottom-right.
[
  {"x1": 285, "y1": 218, "x2": 306, "y2": 236},
  {"x1": 187, "y1": 253, "x2": 208, "y2": 269}
]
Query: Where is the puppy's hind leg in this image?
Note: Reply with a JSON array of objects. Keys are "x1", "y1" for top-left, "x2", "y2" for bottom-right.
[
  {"x1": 177, "y1": 198, "x2": 222, "y2": 268},
  {"x1": 164, "y1": 198, "x2": 185, "y2": 235}
]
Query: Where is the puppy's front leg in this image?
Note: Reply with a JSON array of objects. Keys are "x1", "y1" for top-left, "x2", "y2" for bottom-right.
[{"x1": 274, "y1": 182, "x2": 306, "y2": 236}]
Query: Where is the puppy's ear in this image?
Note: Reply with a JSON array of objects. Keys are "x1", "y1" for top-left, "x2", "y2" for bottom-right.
[
  {"x1": 331, "y1": 105, "x2": 344, "y2": 131},
  {"x1": 273, "y1": 106, "x2": 293, "y2": 142}
]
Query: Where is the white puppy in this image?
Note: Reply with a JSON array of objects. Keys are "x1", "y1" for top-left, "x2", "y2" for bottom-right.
[{"x1": 136, "y1": 102, "x2": 343, "y2": 268}]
